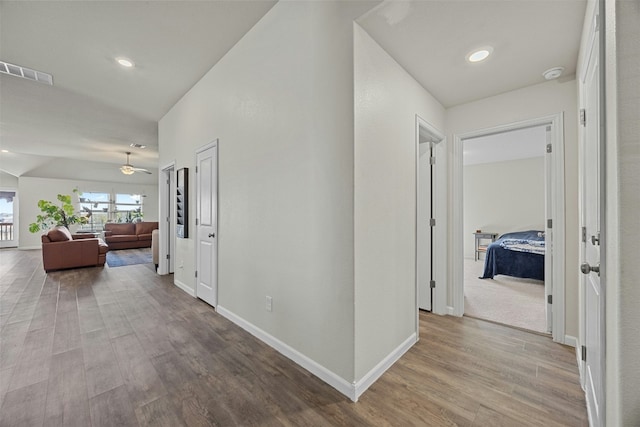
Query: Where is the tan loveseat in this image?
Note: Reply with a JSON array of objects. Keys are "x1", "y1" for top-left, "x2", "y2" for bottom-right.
[
  {"x1": 41, "y1": 226, "x2": 109, "y2": 272},
  {"x1": 103, "y1": 221, "x2": 158, "y2": 250}
]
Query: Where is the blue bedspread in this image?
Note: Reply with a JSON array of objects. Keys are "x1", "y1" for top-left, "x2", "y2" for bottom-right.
[{"x1": 480, "y1": 230, "x2": 545, "y2": 281}]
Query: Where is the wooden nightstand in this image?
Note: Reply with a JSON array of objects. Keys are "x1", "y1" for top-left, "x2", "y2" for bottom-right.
[{"x1": 474, "y1": 232, "x2": 498, "y2": 261}]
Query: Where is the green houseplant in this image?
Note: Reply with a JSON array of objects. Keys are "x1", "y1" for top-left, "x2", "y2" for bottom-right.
[{"x1": 29, "y1": 192, "x2": 87, "y2": 233}]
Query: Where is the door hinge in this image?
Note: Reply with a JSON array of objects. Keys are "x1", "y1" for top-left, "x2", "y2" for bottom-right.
[
  {"x1": 195, "y1": 271, "x2": 198, "y2": 278},
  {"x1": 581, "y1": 345, "x2": 587, "y2": 362},
  {"x1": 546, "y1": 143, "x2": 552, "y2": 154},
  {"x1": 430, "y1": 280, "x2": 436, "y2": 289},
  {"x1": 429, "y1": 218, "x2": 436, "y2": 227},
  {"x1": 547, "y1": 219, "x2": 553, "y2": 229},
  {"x1": 166, "y1": 254, "x2": 170, "y2": 260},
  {"x1": 580, "y1": 109, "x2": 587, "y2": 127},
  {"x1": 195, "y1": 218, "x2": 199, "y2": 226},
  {"x1": 195, "y1": 166, "x2": 198, "y2": 173},
  {"x1": 166, "y1": 179, "x2": 170, "y2": 185},
  {"x1": 429, "y1": 156, "x2": 436, "y2": 165},
  {"x1": 582, "y1": 226, "x2": 587, "y2": 243},
  {"x1": 547, "y1": 295, "x2": 553, "y2": 304}
]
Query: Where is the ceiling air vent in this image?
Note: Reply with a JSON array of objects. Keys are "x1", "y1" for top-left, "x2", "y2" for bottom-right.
[{"x1": 0, "y1": 60, "x2": 53, "y2": 86}]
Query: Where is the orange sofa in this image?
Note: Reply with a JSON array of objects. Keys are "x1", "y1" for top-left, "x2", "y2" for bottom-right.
[
  {"x1": 103, "y1": 222, "x2": 158, "y2": 250},
  {"x1": 41, "y1": 226, "x2": 109, "y2": 272}
]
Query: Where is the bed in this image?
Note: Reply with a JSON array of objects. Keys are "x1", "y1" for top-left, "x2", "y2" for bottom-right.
[{"x1": 480, "y1": 230, "x2": 545, "y2": 281}]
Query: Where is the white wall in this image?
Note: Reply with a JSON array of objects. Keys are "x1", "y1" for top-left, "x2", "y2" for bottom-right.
[
  {"x1": 605, "y1": 0, "x2": 640, "y2": 424},
  {"x1": 0, "y1": 171, "x2": 19, "y2": 188},
  {"x1": 354, "y1": 25, "x2": 445, "y2": 380},
  {"x1": 19, "y1": 177, "x2": 158, "y2": 249},
  {"x1": 159, "y1": 1, "x2": 374, "y2": 386},
  {"x1": 446, "y1": 78, "x2": 580, "y2": 338},
  {"x1": 463, "y1": 157, "x2": 545, "y2": 259}
]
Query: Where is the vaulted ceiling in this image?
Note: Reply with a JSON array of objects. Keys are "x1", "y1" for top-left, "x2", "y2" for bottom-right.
[{"x1": 0, "y1": 0, "x2": 586, "y2": 183}]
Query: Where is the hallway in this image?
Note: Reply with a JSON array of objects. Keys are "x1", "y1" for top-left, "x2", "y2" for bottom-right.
[{"x1": 0, "y1": 249, "x2": 587, "y2": 426}]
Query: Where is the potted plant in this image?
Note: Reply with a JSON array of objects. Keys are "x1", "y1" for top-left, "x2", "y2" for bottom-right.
[{"x1": 29, "y1": 192, "x2": 88, "y2": 233}]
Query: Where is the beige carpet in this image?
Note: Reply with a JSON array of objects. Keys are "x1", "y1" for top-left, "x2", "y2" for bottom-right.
[{"x1": 464, "y1": 258, "x2": 547, "y2": 334}]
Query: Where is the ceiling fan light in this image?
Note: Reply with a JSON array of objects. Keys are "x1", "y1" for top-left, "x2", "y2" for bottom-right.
[{"x1": 120, "y1": 165, "x2": 135, "y2": 175}]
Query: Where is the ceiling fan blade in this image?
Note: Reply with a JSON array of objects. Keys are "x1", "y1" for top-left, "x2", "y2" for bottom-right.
[{"x1": 132, "y1": 167, "x2": 152, "y2": 174}]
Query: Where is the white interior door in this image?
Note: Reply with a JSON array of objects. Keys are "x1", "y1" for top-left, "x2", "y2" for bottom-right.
[
  {"x1": 417, "y1": 142, "x2": 432, "y2": 311},
  {"x1": 582, "y1": 29, "x2": 604, "y2": 427},
  {"x1": 196, "y1": 143, "x2": 218, "y2": 307}
]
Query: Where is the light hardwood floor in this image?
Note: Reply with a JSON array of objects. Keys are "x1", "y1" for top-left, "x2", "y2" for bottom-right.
[{"x1": 0, "y1": 249, "x2": 588, "y2": 426}]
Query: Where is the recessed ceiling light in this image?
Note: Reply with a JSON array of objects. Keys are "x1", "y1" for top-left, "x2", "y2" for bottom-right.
[
  {"x1": 1, "y1": 149, "x2": 8, "y2": 153},
  {"x1": 542, "y1": 67, "x2": 564, "y2": 80},
  {"x1": 116, "y1": 57, "x2": 134, "y2": 68},
  {"x1": 130, "y1": 143, "x2": 146, "y2": 149},
  {"x1": 467, "y1": 47, "x2": 493, "y2": 63}
]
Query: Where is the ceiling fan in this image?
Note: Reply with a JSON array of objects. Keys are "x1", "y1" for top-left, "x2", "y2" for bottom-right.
[{"x1": 120, "y1": 151, "x2": 151, "y2": 175}]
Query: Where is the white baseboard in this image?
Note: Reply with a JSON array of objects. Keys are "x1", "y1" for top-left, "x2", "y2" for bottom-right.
[
  {"x1": 447, "y1": 306, "x2": 456, "y2": 316},
  {"x1": 19, "y1": 246, "x2": 40, "y2": 250},
  {"x1": 564, "y1": 334, "x2": 577, "y2": 348},
  {"x1": 174, "y1": 279, "x2": 196, "y2": 297},
  {"x1": 217, "y1": 305, "x2": 356, "y2": 400},
  {"x1": 353, "y1": 333, "x2": 417, "y2": 401}
]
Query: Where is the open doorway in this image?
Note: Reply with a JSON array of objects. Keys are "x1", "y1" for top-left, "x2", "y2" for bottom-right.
[
  {"x1": 462, "y1": 126, "x2": 548, "y2": 333},
  {"x1": 452, "y1": 114, "x2": 566, "y2": 343},
  {"x1": 0, "y1": 189, "x2": 18, "y2": 248}
]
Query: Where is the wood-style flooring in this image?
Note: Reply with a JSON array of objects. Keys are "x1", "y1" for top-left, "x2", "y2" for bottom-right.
[{"x1": 0, "y1": 249, "x2": 588, "y2": 426}]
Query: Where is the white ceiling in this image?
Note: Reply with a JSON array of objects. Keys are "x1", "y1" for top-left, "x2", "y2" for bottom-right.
[
  {"x1": 357, "y1": 0, "x2": 587, "y2": 108},
  {"x1": 0, "y1": 0, "x2": 587, "y2": 183},
  {"x1": 463, "y1": 125, "x2": 547, "y2": 166},
  {"x1": 0, "y1": 0, "x2": 277, "y2": 182}
]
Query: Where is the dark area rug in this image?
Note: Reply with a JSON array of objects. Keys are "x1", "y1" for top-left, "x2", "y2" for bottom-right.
[{"x1": 106, "y1": 248, "x2": 153, "y2": 267}]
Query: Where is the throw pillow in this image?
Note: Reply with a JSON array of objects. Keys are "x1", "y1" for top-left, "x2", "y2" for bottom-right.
[{"x1": 48, "y1": 226, "x2": 72, "y2": 242}]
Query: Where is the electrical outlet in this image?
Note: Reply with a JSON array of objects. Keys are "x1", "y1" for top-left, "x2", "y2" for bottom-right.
[{"x1": 266, "y1": 296, "x2": 272, "y2": 312}]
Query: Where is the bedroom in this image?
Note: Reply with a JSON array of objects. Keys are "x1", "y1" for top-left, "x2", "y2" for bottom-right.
[{"x1": 462, "y1": 125, "x2": 549, "y2": 334}]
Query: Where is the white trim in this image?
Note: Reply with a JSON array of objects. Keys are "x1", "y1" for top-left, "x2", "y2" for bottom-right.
[
  {"x1": 19, "y1": 246, "x2": 40, "y2": 250},
  {"x1": 159, "y1": 161, "x2": 176, "y2": 276},
  {"x1": 217, "y1": 305, "x2": 356, "y2": 400},
  {"x1": 174, "y1": 279, "x2": 196, "y2": 298},
  {"x1": 451, "y1": 131, "x2": 465, "y2": 317},
  {"x1": 574, "y1": 336, "x2": 585, "y2": 388},
  {"x1": 447, "y1": 306, "x2": 456, "y2": 316},
  {"x1": 565, "y1": 335, "x2": 578, "y2": 348},
  {"x1": 452, "y1": 114, "x2": 566, "y2": 343},
  {"x1": 353, "y1": 333, "x2": 417, "y2": 400},
  {"x1": 195, "y1": 140, "x2": 217, "y2": 155}
]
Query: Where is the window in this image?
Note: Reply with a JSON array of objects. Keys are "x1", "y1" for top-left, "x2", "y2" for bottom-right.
[
  {"x1": 114, "y1": 193, "x2": 143, "y2": 223},
  {"x1": 79, "y1": 192, "x2": 110, "y2": 231},
  {"x1": 78, "y1": 191, "x2": 144, "y2": 230}
]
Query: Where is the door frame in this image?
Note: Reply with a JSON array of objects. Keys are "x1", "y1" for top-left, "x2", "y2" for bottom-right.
[
  {"x1": 158, "y1": 161, "x2": 176, "y2": 275},
  {"x1": 452, "y1": 113, "x2": 566, "y2": 343},
  {"x1": 195, "y1": 140, "x2": 219, "y2": 306},
  {"x1": 415, "y1": 115, "x2": 447, "y2": 323},
  {"x1": 0, "y1": 187, "x2": 18, "y2": 248}
]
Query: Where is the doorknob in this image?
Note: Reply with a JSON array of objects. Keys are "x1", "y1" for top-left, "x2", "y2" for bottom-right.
[
  {"x1": 208, "y1": 233, "x2": 215, "y2": 238},
  {"x1": 580, "y1": 262, "x2": 600, "y2": 275}
]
